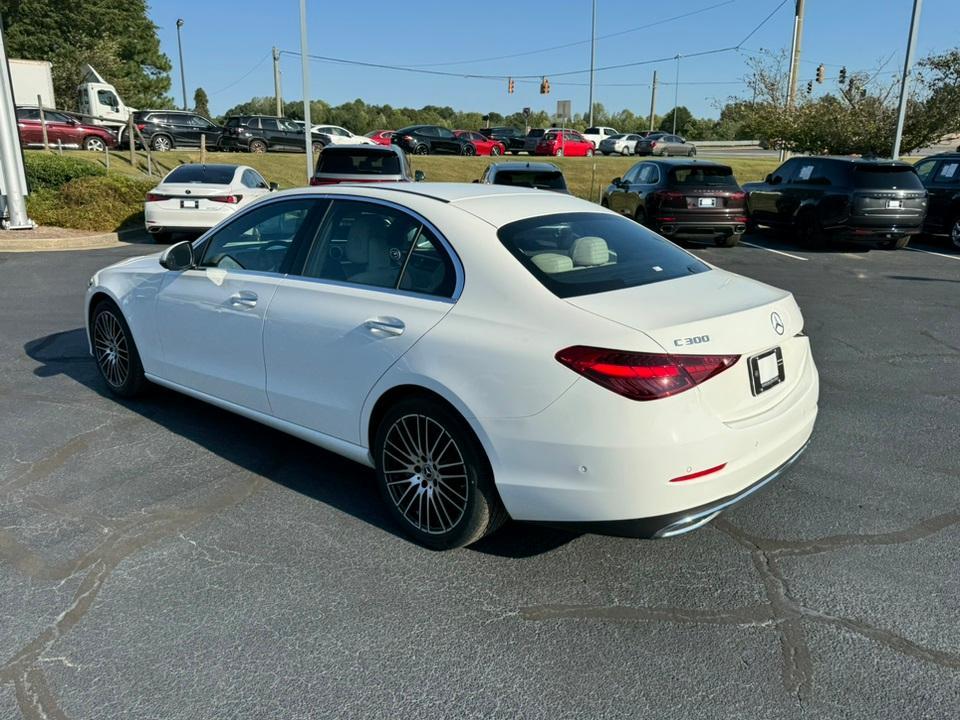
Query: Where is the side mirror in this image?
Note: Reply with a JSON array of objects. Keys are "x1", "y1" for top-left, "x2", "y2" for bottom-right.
[
  {"x1": 414, "y1": 170, "x2": 425, "y2": 182},
  {"x1": 765, "y1": 173, "x2": 776, "y2": 184},
  {"x1": 611, "y1": 177, "x2": 621, "y2": 186},
  {"x1": 269, "y1": 182, "x2": 280, "y2": 191},
  {"x1": 159, "y1": 240, "x2": 195, "y2": 271}
]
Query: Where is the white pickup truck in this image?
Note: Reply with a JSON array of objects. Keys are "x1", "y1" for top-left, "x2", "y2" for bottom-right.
[{"x1": 582, "y1": 126, "x2": 620, "y2": 149}]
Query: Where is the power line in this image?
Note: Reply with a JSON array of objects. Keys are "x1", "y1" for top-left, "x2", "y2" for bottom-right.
[{"x1": 209, "y1": 52, "x2": 272, "y2": 96}]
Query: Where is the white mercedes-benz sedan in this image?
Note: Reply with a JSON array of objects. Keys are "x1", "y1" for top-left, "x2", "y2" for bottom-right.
[
  {"x1": 143, "y1": 163, "x2": 278, "y2": 243},
  {"x1": 86, "y1": 183, "x2": 819, "y2": 549}
]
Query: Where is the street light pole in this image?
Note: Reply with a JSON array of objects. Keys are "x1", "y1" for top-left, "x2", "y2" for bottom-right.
[
  {"x1": 781, "y1": 0, "x2": 805, "y2": 161},
  {"x1": 587, "y1": 0, "x2": 597, "y2": 127},
  {"x1": 176, "y1": 19, "x2": 187, "y2": 111},
  {"x1": 892, "y1": 0, "x2": 923, "y2": 160},
  {"x1": 299, "y1": 0, "x2": 313, "y2": 183},
  {"x1": 672, "y1": 55, "x2": 680, "y2": 135}
]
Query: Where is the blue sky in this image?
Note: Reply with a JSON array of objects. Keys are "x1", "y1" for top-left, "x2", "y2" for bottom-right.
[{"x1": 151, "y1": 0, "x2": 959, "y2": 122}]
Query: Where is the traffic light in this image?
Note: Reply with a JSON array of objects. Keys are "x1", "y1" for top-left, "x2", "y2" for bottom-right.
[
  {"x1": 806, "y1": 80, "x2": 813, "y2": 94},
  {"x1": 838, "y1": 66, "x2": 847, "y2": 84},
  {"x1": 508, "y1": 77, "x2": 515, "y2": 94},
  {"x1": 540, "y1": 77, "x2": 550, "y2": 94},
  {"x1": 816, "y1": 64, "x2": 825, "y2": 84}
]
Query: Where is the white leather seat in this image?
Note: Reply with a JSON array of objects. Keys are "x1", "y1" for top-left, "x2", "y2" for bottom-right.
[
  {"x1": 531, "y1": 253, "x2": 574, "y2": 274},
  {"x1": 345, "y1": 216, "x2": 397, "y2": 287},
  {"x1": 570, "y1": 236, "x2": 610, "y2": 267}
]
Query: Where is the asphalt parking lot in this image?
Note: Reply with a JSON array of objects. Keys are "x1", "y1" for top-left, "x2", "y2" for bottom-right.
[{"x1": 1, "y1": 232, "x2": 958, "y2": 719}]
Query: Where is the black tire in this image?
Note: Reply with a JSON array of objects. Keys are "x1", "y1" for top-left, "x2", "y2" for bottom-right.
[
  {"x1": 600, "y1": 197, "x2": 609, "y2": 208},
  {"x1": 715, "y1": 233, "x2": 742, "y2": 247},
  {"x1": 373, "y1": 397, "x2": 507, "y2": 550},
  {"x1": 249, "y1": 139, "x2": 267, "y2": 153},
  {"x1": 414, "y1": 144, "x2": 429, "y2": 155},
  {"x1": 311, "y1": 141, "x2": 324, "y2": 154},
  {"x1": 510, "y1": 150, "x2": 519, "y2": 155},
  {"x1": 746, "y1": 219, "x2": 761, "y2": 235},
  {"x1": 462, "y1": 143, "x2": 476, "y2": 156},
  {"x1": 83, "y1": 135, "x2": 106, "y2": 152},
  {"x1": 880, "y1": 235, "x2": 910, "y2": 250},
  {"x1": 491, "y1": 145, "x2": 502, "y2": 156},
  {"x1": 949, "y1": 216, "x2": 960, "y2": 250},
  {"x1": 797, "y1": 212, "x2": 826, "y2": 249},
  {"x1": 91, "y1": 300, "x2": 146, "y2": 398},
  {"x1": 688, "y1": 147, "x2": 697, "y2": 157},
  {"x1": 150, "y1": 134, "x2": 173, "y2": 152}
]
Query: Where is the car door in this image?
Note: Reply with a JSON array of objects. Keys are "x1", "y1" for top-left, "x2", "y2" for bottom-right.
[
  {"x1": 920, "y1": 159, "x2": 957, "y2": 232},
  {"x1": 43, "y1": 111, "x2": 77, "y2": 146},
  {"x1": 607, "y1": 164, "x2": 639, "y2": 214},
  {"x1": 632, "y1": 163, "x2": 661, "y2": 218},
  {"x1": 434, "y1": 127, "x2": 460, "y2": 154},
  {"x1": 154, "y1": 197, "x2": 325, "y2": 412},
  {"x1": 165, "y1": 114, "x2": 198, "y2": 147},
  {"x1": 16, "y1": 108, "x2": 42, "y2": 145},
  {"x1": 257, "y1": 118, "x2": 286, "y2": 150},
  {"x1": 748, "y1": 159, "x2": 798, "y2": 226},
  {"x1": 783, "y1": 159, "x2": 820, "y2": 223},
  {"x1": 262, "y1": 198, "x2": 459, "y2": 443}
]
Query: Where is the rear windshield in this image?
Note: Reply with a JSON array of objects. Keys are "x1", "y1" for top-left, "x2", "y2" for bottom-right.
[
  {"x1": 316, "y1": 150, "x2": 401, "y2": 175},
  {"x1": 165, "y1": 165, "x2": 235, "y2": 184},
  {"x1": 668, "y1": 166, "x2": 737, "y2": 187},
  {"x1": 498, "y1": 212, "x2": 709, "y2": 298},
  {"x1": 493, "y1": 170, "x2": 566, "y2": 190},
  {"x1": 853, "y1": 165, "x2": 924, "y2": 190}
]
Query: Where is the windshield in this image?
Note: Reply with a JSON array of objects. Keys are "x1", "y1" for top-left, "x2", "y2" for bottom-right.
[
  {"x1": 668, "y1": 166, "x2": 737, "y2": 187},
  {"x1": 493, "y1": 170, "x2": 566, "y2": 190},
  {"x1": 165, "y1": 165, "x2": 235, "y2": 184},
  {"x1": 853, "y1": 165, "x2": 924, "y2": 190},
  {"x1": 316, "y1": 150, "x2": 401, "y2": 175},
  {"x1": 498, "y1": 212, "x2": 709, "y2": 298}
]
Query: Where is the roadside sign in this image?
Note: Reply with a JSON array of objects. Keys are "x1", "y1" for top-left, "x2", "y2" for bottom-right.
[{"x1": 556, "y1": 100, "x2": 571, "y2": 121}]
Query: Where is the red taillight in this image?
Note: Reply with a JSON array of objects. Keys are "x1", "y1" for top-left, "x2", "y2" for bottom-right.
[
  {"x1": 145, "y1": 193, "x2": 166, "y2": 202},
  {"x1": 208, "y1": 194, "x2": 242, "y2": 204},
  {"x1": 136, "y1": 123, "x2": 146, "y2": 131},
  {"x1": 555, "y1": 346, "x2": 740, "y2": 401},
  {"x1": 309, "y1": 177, "x2": 321, "y2": 186},
  {"x1": 652, "y1": 190, "x2": 685, "y2": 208},
  {"x1": 729, "y1": 191, "x2": 746, "y2": 202}
]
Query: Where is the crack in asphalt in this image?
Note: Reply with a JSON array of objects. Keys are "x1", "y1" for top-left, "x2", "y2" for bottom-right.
[{"x1": 519, "y1": 513, "x2": 960, "y2": 705}]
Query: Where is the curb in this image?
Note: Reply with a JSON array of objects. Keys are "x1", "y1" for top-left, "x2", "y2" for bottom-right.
[{"x1": 0, "y1": 228, "x2": 155, "y2": 253}]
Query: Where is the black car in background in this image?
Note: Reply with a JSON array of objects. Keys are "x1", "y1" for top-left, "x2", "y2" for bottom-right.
[
  {"x1": 391, "y1": 125, "x2": 471, "y2": 155},
  {"x1": 476, "y1": 161, "x2": 568, "y2": 192},
  {"x1": 913, "y1": 152, "x2": 960, "y2": 248},
  {"x1": 220, "y1": 115, "x2": 330, "y2": 154},
  {"x1": 743, "y1": 156, "x2": 927, "y2": 249},
  {"x1": 128, "y1": 110, "x2": 222, "y2": 151},
  {"x1": 478, "y1": 126, "x2": 526, "y2": 154},
  {"x1": 602, "y1": 159, "x2": 747, "y2": 247}
]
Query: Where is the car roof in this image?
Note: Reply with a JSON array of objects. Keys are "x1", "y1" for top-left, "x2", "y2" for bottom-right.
[
  {"x1": 792, "y1": 155, "x2": 916, "y2": 167},
  {"x1": 321, "y1": 144, "x2": 403, "y2": 154},
  {"x1": 488, "y1": 162, "x2": 561, "y2": 173},
  {"x1": 648, "y1": 158, "x2": 728, "y2": 167}
]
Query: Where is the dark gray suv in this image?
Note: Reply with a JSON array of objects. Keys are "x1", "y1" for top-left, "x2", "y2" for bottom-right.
[{"x1": 743, "y1": 156, "x2": 928, "y2": 249}]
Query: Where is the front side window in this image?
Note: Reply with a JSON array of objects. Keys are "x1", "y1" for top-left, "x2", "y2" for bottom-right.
[
  {"x1": 97, "y1": 90, "x2": 118, "y2": 106},
  {"x1": 498, "y1": 212, "x2": 708, "y2": 299},
  {"x1": 913, "y1": 159, "x2": 938, "y2": 182},
  {"x1": 45, "y1": 111, "x2": 73, "y2": 123},
  {"x1": 302, "y1": 200, "x2": 455, "y2": 296},
  {"x1": 198, "y1": 198, "x2": 321, "y2": 274}
]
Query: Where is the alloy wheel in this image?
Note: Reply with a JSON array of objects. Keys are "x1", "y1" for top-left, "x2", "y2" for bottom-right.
[
  {"x1": 491, "y1": 145, "x2": 502, "y2": 156},
  {"x1": 951, "y1": 218, "x2": 960, "y2": 249},
  {"x1": 85, "y1": 137, "x2": 106, "y2": 152},
  {"x1": 152, "y1": 136, "x2": 171, "y2": 152},
  {"x1": 94, "y1": 310, "x2": 130, "y2": 389},
  {"x1": 381, "y1": 413, "x2": 469, "y2": 535}
]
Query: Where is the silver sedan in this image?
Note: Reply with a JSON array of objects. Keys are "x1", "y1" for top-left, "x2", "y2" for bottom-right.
[{"x1": 598, "y1": 133, "x2": 644, "y2": 156}]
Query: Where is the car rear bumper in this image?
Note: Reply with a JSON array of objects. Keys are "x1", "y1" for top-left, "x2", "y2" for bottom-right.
[
  {"x1": 655, "y1": 216, "x2": 748, "y2": 238},
  {"x1": 144, "y1": 205, "x2": 234, "y2": 231},
  {"x1": 835, "y1": 220, "x2": 924, "y2": 238}
]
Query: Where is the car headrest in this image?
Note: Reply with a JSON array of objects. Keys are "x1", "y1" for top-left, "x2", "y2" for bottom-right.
[
  {"x1": 345, "y1": 216, "x2": 386, "y2": 265},
  {"x1": 531, "y1": 253, "x2": 574, "y2": 274},
  {"x1": 570, "y1": 236, "x2": 609, "y2": 266}
]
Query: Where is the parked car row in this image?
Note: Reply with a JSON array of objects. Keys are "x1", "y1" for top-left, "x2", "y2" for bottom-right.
[{"x1": 15, "y1": 105, "x2": 117, "y2": 151}]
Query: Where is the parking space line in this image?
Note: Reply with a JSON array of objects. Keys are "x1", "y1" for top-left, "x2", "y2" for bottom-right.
[
  {"x1": 740, "y1": 241, "x2": 808, "y2": 261},
  {"x1": 908, "y1": 247, "x2": 960, "y2": 261}
]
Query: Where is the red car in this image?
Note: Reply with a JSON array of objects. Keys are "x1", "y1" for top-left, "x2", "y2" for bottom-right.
[
  {"x1": 454, "y1": 130, "x2": 507, "y2": 156},
  {"x1": 365, "y1": 130, "x2": 395, "y2": 146},
  {"x1": 534, "y1": 129, "x2": 594, "y2": 157},
  {"x1": 15, "y1": 106, "x2": 117, "y2": 151}
]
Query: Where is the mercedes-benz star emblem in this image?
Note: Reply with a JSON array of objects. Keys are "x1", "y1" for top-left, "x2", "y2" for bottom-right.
[{"x1": 771, "y1": 311, "x2": 785, "y2": 336}]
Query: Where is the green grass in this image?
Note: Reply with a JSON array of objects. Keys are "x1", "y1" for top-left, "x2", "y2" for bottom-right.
[{"x1": 25, "y1": 149, "x2": 781, "y2": 231}]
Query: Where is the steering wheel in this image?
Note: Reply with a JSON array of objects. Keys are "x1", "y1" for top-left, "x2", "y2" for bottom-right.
[{"x1": 256, "y1": 240, "x2": 290, "y2": 271}]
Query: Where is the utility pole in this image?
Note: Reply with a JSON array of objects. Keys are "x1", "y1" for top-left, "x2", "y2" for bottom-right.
[
  {"x1": 672, "y1": 55, "x2": 680, "y2": 135},
  {"x1": 892, "y1": 0, "x2": 923, "y2": 160},
  {"x1": 648, "y1": 70, "x2": 658, "y2": 132},
  {"x1": 299, "y1": 0, "x2": 312, "y2": 183},
  {"x1": 587, "y1": 0, "x2": 597, "y2": 127},
  {"x1": 272, "y1": 47, "x2": 283, "y2": 117},
  {"x1": 782, "y1": 0, "x2": 805, "y2": 160},
  {"x1": 176, "y1": 19, "x2": 187, "y2": 111},
  {"x1": 0, "y1": 22, "x2": 33, "y2": 229}
]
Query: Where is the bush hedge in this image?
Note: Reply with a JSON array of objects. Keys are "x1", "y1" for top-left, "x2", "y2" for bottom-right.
[
  {"x1": 23, "y1": 152, "x2": 106, "y2": 191},
  {"x1": 27, "y1": 174, "x2": 155, "y2": 232}
]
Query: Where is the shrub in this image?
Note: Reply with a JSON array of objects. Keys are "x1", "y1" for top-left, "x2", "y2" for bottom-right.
[
  {"x1": 27, "y1": 174, "x2": 155, "y2": 232},
  {"x1": 23, "y1": 152, "x2": 106, "y2": 191}
]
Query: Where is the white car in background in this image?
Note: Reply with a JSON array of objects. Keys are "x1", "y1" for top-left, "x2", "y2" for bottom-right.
[
  {"x1": 88, "y1": 183, "x2": 818, "y2": 549},
  {"x1": 582, "y1": 126, "x2": 620, "y2": 148},
  {"x1": 311, "y1": 124, "x2": 376, "y2": 145},
  {"x1": 143, "y1": 164, "x2": 277, "y2": 242}
]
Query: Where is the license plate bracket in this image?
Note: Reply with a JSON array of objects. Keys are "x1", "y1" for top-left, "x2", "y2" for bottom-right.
[
  {"x1": 180, "y1": 199, "x2": 199, "y2": 209},
  {"x1": 698, "y1": 197, "x2": 717, "y2": 208},
  {"x1": 886, "y1": 199, "x2": 903, "y2": 209},
  {"x1": 749, "y1": 347, "x2": 785, "y2": 395}
]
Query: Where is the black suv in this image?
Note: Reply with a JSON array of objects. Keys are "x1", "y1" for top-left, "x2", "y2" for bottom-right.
[
  {"x1": 913, "y1": 152, "x2": 960, "y2": 248},
  {"x1": 391, "y1": 125, "x2": 471, "y2": 155},
  {"x1": 128, "y1": 110, "x2": 223, "y2": 151},
  {"x1": 478, "y1": 126, "x2": 526, "y2": 154},
  {"x1": 743, "y1": 156, "x2": 928, "y2": 249},
  {"x1": 219, "y1": 115, "x2": 330, "y2": 154}
]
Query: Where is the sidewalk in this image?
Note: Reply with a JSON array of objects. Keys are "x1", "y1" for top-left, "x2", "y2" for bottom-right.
[{"x1": 0, "y1": 226, "x2": 154, "y2": 252}]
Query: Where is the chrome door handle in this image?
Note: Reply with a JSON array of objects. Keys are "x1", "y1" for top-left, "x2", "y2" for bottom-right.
[
  {"x1": 229, "y1": 290, "x2": 258, "y2": 308},
  {"x1": 364, "y1": 317, "x2": 405, "y2": 336}
]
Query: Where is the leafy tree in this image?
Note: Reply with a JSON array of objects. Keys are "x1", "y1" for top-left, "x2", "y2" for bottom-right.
[
  {"x1": 659, "y1": 106, "x2": 694, "y2": 135},
  {"x1": 193, "y1": 87, "x2": 210, "y2": 118},
  {"x1": 1, "y1": 0, "x2": 173, "y2": 110}
]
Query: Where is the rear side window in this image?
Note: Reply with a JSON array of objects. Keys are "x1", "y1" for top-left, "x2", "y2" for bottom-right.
[
  {"x1": 493, "y1": 170, "x2": 566, "y2": 190},
  {"x1": 316, "y1": 150, "x2": 401, "y2": 175},
  {"x1": 165, "y1": 165, "x2": 236, "y2": 184},
  {"x1": 668, "y1": 166, "x2": 736, "y2": 186},
  {"x1": 527, "y1": 129, "x2": 546, "y2": 138},
  {"x1": 225, "y1": 118, "x2": 240, "y2": 128},
  {"x1": 853, "y1": 165, "x2": 924, "y2": 190},
  {"x1": 498, "y1": 212, "x2": 709, "y2": 299},
  {"x1": 933, "y1": 161, "x2": 960, "y2": 184}
]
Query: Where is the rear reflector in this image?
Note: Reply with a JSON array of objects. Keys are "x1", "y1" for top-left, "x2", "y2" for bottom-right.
[
  {"x1": 555, "y1": 346, "x2": 740, "y2": 401},
  {"x1": 670, "y1": 463, "x2": 727, "y2": 483}
]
